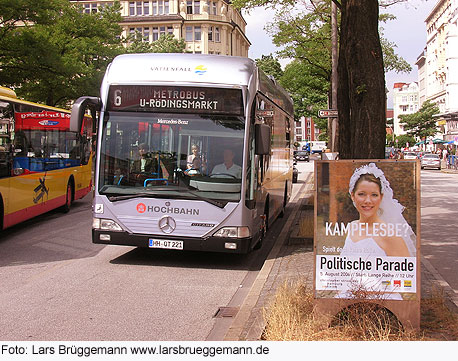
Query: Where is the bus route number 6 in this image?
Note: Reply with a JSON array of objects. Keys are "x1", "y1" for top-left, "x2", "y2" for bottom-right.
[{"x1": 114, "y1": 89, "x2": 122, "y2": 106}]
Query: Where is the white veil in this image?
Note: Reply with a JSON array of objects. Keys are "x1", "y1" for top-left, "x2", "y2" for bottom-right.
[{"x1": 348, "y1": 163, "x2": 417, "y2": 257}]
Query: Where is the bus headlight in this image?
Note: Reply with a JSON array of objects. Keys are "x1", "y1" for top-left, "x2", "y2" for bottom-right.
[
  {"x1": 213, "y1": 226, "x2": 250, "y2": 238},
  {"x1": 92, "y1": 218, "x2": 123, "y2": 231}
]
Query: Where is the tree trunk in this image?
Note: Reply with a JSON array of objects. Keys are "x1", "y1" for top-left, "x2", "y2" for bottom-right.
[{"x1": 337, "y1": 0, "x2": 386, "y2": 159}]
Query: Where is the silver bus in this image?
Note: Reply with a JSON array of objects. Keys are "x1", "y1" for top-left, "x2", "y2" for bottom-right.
[{"x1": 71, "y1": 54, "x2": 294, "y2": 253}]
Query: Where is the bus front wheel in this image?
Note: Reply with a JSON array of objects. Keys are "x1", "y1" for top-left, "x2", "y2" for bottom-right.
[{"x1": 254, "y1": 205, "x2": 268, "y2": 250}]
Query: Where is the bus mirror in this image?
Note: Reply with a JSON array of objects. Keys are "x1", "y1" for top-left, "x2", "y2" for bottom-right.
[
  {"x1": 255, "y1": 123, "x2": 271, "y2": 155},
  {"x1": 70, "y1": 96, "x2": 101, "y2": 133}
]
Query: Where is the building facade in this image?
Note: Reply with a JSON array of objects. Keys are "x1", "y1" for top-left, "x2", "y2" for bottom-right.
[
  {"x1": 294, "y1": 116, "x2": 321, "y2": 145},
  {"x1": 392, "y1": 82, "x2": 420, "y2": 136},
  {"x1": 419, "y1": 0, "x2": 458, "y2": 141},
  {"x1": 415, "y1": 50, "x2": 427, "y2": 107},
  {"x1": 70, "y1": 0, "x2": 250, "y2": 57}
]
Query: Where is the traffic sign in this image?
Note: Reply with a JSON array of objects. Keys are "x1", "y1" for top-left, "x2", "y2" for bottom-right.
[{"x1": 318, "y1": 109, "x2": 338, "y2": 118}]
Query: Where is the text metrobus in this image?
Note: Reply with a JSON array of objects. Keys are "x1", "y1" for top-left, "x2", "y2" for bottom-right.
[
  {"x1": 71, "y1": 54, "x2": 294, "y2": 253},
  {"x1": 0, "y1": 86, "x2": 93, "y2": 230}
]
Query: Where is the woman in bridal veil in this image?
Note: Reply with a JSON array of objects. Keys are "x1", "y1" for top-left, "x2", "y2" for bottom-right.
[{"x1": 340, "y1": 163, "x2": 417, "y2": 258}]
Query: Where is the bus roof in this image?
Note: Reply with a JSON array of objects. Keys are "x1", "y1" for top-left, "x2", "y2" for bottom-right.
[
  {"x1": 102, "y1": 53, "x2": 293, "y2": 116},
  {"x1": 104, "y1": 53, "x2": 256, "y2": 87},
  {"x1": 0, "y1": 86, "x2": 70, "y2": 113}
]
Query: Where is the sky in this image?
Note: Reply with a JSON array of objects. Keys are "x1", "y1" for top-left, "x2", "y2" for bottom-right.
[{"x1": 242, "y1": 0, "x2": 438, "y2": 108}]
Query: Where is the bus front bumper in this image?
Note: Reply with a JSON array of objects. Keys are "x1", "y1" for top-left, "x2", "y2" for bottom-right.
[{"x1": 92, "y1": 230, "x2": 254, "y2": 254}]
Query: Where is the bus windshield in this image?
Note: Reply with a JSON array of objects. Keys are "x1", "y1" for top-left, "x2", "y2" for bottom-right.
[{"x1": 99, "y1": 111, "x2": 245, "y2": 203}]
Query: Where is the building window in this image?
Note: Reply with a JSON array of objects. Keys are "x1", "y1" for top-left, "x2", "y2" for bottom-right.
[
  {"x1": 153, "y1": 0, "x2": 169, "y2": 15},
  {"x1": 129, "y1": 1, "x2": 157, "y2": 16},
  {"x1": 206, "y1": 1, "x2": 217, "y2": 14},
  {"x1": 194, "y1": 26, "x2": 201, "y2": 41},
  {"x1": 84, "y1": 3, "x2": 98, "y2": 13},
  {"x1": 143, "y1": 1, "x2": 150, "y2": 15},
  {"x1": 185, "y1": 26, "x2": 201, "y2": 41},
  {"x1": 152, "y1": 27, "x2": 159, "y2": 41},
  {"x1": 144, "y1": 27, "x2": 150, "y2": 41},
  {"x1": 187, "y1": 0, "x2": 200, "y2": 14},
  {"x1": 129, "y1": 27, "x2": 151, "y2": 42},
  {"x1": 99, "y1": 2, "x2": 114, "y2": 10},
  {"x1": 186, "y1": 26, "x2": 193, "y2": 41},
  {"x1": 208, "y1": 26, "x2": 213, "y2": 41},
  {"x1": 214, "y1": 26, "x2": 220, "y2": 42}
]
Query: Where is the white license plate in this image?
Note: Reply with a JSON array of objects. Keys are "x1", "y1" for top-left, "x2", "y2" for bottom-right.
[{"x1": 149, "y1": 239, "x2": 183, "y2": 250}]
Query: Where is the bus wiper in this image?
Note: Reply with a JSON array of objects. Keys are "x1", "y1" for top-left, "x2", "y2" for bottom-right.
[
  {"x1": 106, "y1": 187, "x2": 226, "y2": 209},
  {"x1": 107, "y1": 192, "x2": 165, "y2": 202}
]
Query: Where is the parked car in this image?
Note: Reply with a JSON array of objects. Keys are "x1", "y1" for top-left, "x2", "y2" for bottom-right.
[
  {"x1": 421, "y1": 154, "x2": 441, "y2": 170},
  {"x1": 294, "y1": 150, "x2": 310, "y2": 162},
  {"x1": 417, "y1": 151, "x2": 432, "y2": 159},
  {"x1": 404, "y1": 152, "x2": 417, "y2": 160}
]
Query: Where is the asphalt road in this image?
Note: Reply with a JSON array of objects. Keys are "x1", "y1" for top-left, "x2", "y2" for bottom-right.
[{"x1": 0, "y1": 168, "x2": 310, "y2": 341}]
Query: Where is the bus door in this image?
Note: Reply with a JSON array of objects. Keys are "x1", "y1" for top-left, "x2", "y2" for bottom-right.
[{"x1": 0, "y1": 101, "x2": 13, "y2": 222}]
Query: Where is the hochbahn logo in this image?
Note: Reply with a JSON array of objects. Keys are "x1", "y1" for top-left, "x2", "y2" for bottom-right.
[{"x1": 136, "y1": 202, "x2": 199, "y2": 216}]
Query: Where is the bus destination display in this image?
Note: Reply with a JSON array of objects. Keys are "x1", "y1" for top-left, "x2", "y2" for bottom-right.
[{"x1": 107, "y1": 85, "x2": 243, "y2": 115}]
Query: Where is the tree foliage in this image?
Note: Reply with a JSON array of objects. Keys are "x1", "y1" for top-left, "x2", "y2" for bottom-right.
[
  {"x1": 0, "y1": 1, "x2": 185, "y2": 108},
  {"x1": 281, "y1": 60, "x2": 328, "y2": 129},
  {"x1": 394, "y1": 134, "x2": 416, "y2": 148},
  {"x1": 399, "y1": 101, "x2": 440, "y2": 140},
  {"x1": 255, "y1": 54, "x2": 284, "y2": 80},
  {"x1": 0, "y1": 0, "x2": 124, "y2": 107},
  {"x1": 234, "y1": 0, "x2": 412, "y2": 158}
]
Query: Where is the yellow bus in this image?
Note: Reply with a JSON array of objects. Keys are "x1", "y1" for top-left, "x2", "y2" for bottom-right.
[{"x1": 0, "y1": 86, "x2": 93, "y2": 230}]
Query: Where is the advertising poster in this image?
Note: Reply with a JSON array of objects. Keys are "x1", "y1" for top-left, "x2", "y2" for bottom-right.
[{"x1": 315, "y1": 160, "x2": 419, "y2": 301}]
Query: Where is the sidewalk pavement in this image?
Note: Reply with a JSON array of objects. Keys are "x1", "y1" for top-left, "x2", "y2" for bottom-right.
[{"x1": 224, "y1": 172, "x2": 458, "y2": 341}]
